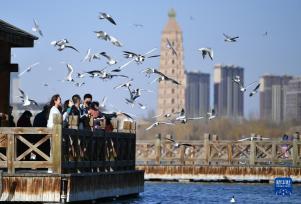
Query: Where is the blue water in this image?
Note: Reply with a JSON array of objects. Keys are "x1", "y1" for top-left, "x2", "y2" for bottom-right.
[{"x1": 103, "y1": 182, "x2": 301, "y2": 204}]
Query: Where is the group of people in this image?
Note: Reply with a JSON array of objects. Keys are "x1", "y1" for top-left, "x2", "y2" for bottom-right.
[{"x1": 0, "y1": 93, "x2": 120, "y2": 132}]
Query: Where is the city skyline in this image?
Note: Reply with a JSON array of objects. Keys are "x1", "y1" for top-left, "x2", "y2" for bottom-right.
[{"x1": 1, "y1": 0, "x2": 301, "y2": 118}]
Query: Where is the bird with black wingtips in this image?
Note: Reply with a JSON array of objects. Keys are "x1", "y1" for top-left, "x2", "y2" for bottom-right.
[
  {"x1": 145, "y1": 121, "x2": 174, "y2": 131},
  {"x1": 99, "y1": 52, "x2": 117, "y2": 65},
  {"x1": 233, "y1": 80, "x2": 257, "y2": 92},
  {"x1": 166, "y1": 38, "x2": 177, "y2": 56},
  {"x1": 223, "y1": 33, "x2": 239, "y2": 42},
  {"x1": 198, "y1": 48, "x2": 213, "y2": 60},
  {"x1": 165, "y1": 137, "x2": 194, "y2": 148},
  {"x1": 207, "y1": 109, "x2": 216, "y2": 120},
  {"x1": 99, "y1": 12, "x2": 117, "y2": 25},
  {"x1": 18, "y1": 62, "x2": 40, "y2": 77},
  {"x1": 32, "y1": 19, "x2": 43, "y2": 37},
  {"x1": 249, "y1": 83, "x2": 261, "y2": 97},
  {"x1": 18, "y1": 88, "x2": 38, "y2": 106}
]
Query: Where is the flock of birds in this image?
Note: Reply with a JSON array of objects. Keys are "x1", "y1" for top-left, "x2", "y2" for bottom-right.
[{"x1": 18, "y1": 11, "x2": 263, "y2": 134}]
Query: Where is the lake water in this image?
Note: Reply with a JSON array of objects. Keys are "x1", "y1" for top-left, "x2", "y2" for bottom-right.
[{"x1": 103, "y1": 181, "x2": 301, "y2": 204}]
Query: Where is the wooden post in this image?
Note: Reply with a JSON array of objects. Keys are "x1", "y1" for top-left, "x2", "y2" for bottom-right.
[
  {"x1": 227, "y1": 143, "x2": 232, "y2": 165},
  {"x1": 204, "y1": 133, "x2": 210, "y2": 165},
  {"x1": 249, "y1": 134, "x2": 256, "y2": 165},
  {"x1": 155, "y1": 134, "x2": 161, "y2": 165},
  {"x1": 52, "y1": 114, "x2": 62, "y2": 173},
  {"x1": 271, "y1": 141, "x2": 276, "y2": 165},
  {"x1": 7, "y1": 133, "x2": 15, "y2": 174},
  {"x1": 292, "y1": 137, "x2": 299, "y2": 166},
  {"x1": 180, "y1": 145, "x2": 185, "y2": 165}
]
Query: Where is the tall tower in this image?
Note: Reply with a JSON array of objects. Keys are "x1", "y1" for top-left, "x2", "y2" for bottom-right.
[{"x1": 157, "y1": 9, "x2": 185, "y2": 115}]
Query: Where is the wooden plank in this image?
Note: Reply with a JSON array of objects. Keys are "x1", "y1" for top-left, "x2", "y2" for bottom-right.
[
  {"x1": 13, "y1": 161, "x2": 53, "y2": 168},
  {"x1": 0, "y1": 127, "x2": 52, "y2": 135},
  {"x1": 52, "y1": 114, "x2": 62, "y2": 174},
  {"x1": 6, "y1": 134, "x2": 14, "y2": 174}
]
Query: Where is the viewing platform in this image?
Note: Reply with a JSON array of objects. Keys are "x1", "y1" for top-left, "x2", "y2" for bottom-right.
[
  {"x1": 136, "y1": 134, "x2": 301, "y2": 183},
  {"x1": 0, "y1": 115, "x2": 144, "y2": 203}
]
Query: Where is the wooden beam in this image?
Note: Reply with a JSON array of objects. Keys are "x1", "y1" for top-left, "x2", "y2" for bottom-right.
[{"x1": 0, "y1": 63, "x2": 18, "y2": 72}]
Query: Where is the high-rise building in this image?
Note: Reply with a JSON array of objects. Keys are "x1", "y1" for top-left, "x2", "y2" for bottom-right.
[
  {"x1": 214, "y1": 64, "x2": 244, "y2": 118},
  {"x1": 157, "y1": 9, "x2": 186, "y2": 115},
  {"x1": 185, "y1": 71, "x2": 210, "y2": 118},
  {"x1": 285, "y1": 77, "x2": 301, "y2": 122},
  {"x1": 259, "y1": 75, "x2": 292, "y2": 123}
]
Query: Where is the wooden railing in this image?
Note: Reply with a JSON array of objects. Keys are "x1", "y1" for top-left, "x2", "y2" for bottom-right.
[
  {"x1": 136, "y1": 134, "x2": 301, "y2": 167},
  {"x1": 0, "y1": 114, "x2": 136, "y2": 174}
]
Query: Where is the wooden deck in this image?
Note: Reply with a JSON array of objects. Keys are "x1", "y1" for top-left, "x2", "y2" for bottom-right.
[{"x1": 0, "y1": 115, "x2": 144, "y2": 203}]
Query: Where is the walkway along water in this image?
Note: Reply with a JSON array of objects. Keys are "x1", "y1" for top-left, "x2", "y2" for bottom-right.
[
  {"x1": 136, "y1": 133, "x2": 301, "y2": 182},
  {"x1": 0, "y1": 114, "x2": 144, "y2": 203}
]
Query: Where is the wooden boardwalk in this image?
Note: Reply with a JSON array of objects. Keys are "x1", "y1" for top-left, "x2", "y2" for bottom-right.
[
  {"x1": 136, "y1": 133, "x2": 301, "y2": 182},
  {"x1": 0, "y1": 115, "x2": 143, "y2": 203}
]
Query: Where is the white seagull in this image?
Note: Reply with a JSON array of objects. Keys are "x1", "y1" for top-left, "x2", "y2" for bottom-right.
[
  {"x1": 166, "y1": 38, "x2": 177, "y2": 56},
  {"x1": 223, "y1": 33, "x2": 239, "y2": 42},
  {"x1": 112, "y1": 48, "x2": 157, "y2": 72},
  {"x1": 114, "y1": 79, "x2": 133, "y2": 89},
  {"x1": 207, "y1": 109, "x2": 216, "y2": 120},
  {"x1": 145, "y1": 121, "x2": 174, "y2": 131},
  {"x1": 175, "y1": 108, "x2": 203, "y2": 123},
  {"x1": 32, "y1": 19, "x2": 43, "y2": 37},
  {"x1": 249, "y1": 83, "x2": 261, "y2": 97},
  {"x1": 230, "y1": 196, "x2": 235, "y2": 203},
  {"x1": 94, "y1": 31, "x2": 122, "y2": 47},
  {"x1": 18, "y1": 88, "x2": 38, "y2": 106},
  {"x1": 51, "y1": 39, "x2": 79, "y2": 52},
  {"x1": 198, "y1": 48, "x2": 213, "y2": 60},
  {"x1": 152, "y1": 113, "x2": 173, "y2": 119},
  {"x1": 233, "y1": 80, "x2": 257, "y2": 92},
  {"x1": 233, "y1": 75, "x2": 241, "y2": 83},
  {"x1": 237, "y1": 136, "x2": 270, "y2": 142},
  {"x1": 99, "y1": 52, "x2": 117, "y2": 65},
  {"x1": 165, "y1": 137, "x2": 194, "y2": 148},
  {"x1": 99, "y1": 12, "x2": 116, "y2": 25},
  {"x1": 18, "y1": 62, "x2": 40, "y2": 77},
  {"x1": 65, "y1": 64, "x2": 74, "y2": 82}
]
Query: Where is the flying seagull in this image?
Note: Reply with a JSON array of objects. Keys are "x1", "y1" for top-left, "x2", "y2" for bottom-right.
[
  {"x1": 65, "y1": 64, "x2": 74, "y2": 82},
  {"x1": 249, "y1": 83, "x2": 261, "y2": 97},
  {"x1": 166, "y1": 38, "x2": 177, "y2": 56},
  {"x1": 123, "y1": 50, "x2": 160, "y2": 64},
  {"x1": 198, "y1": 48, "x2": 213, "y2": 60},
  {"x1": 145, "y1": 121, "x2": 174, "y2": 131},
  {"x1": 230, "y1": 196, "x2": 235, "y2": 203},
  {"x1": 51, "y1": 39, "x2": 79, "y2": 52},
  {"x1": 18, "y1": 62, "x2": 40, "y2": 77},
  {"x1": 233, "y1": 80, "x2": 257, "y2": 92},
  {"x1": 32, "y1": 19, "x2": 43, "y2": 37},
  {"x1": 237, "y1": 136, "x2": 270, "y2": 142},
  {"x1": 94, "y1": 31, "x2": 122, "y2": 47},
  {"x1": 138, "y1": 103, "x2": 147, "y2": 110},
  {"x1": 112, "y1": 48, "x2": 157, "y2": 72},
  {"x1": 207, "y1": 109, "x2": 216, "y2": 120},
  {"x1": 99, "y1": 52, "x2": 117, "y2": 65},
  {"x1": 233, "y1": 75, "x2": 241, "y2": 83},
  {"x1": 100, "y1": 96, "x2": 107, "y2": 108},
  {"x1": 175, "y1": 108, "x2": 203, "y2": 123},
  {"x1": 18, "y1": 88, "x2": 38, "y2": 106},
  {"x1": 114, "y1": 79, "x2": 133, "y2": 89},
  {"x1": 99, "y1": 12, "x2": 116, "y2": 25},
  {"x1": 223, "y1": 33, "x2": 239, "y2": 42},
  {"x1": 165, "y1": 137, "x2": 194, "y2": 148}
]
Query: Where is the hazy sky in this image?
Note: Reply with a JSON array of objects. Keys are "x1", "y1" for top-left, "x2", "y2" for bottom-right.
[{"x1": 1, "y1": 0, "x2": 301, "y2": 118}]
